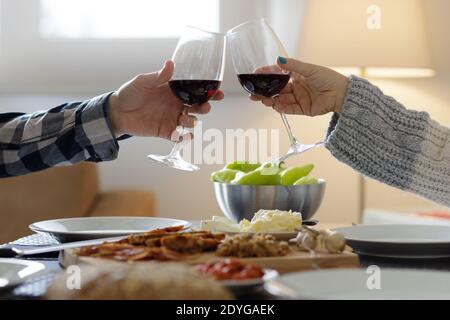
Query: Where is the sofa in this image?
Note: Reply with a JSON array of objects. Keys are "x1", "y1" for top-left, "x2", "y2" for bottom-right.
[{"x1": 0, "y1": 163, "x2": 155, "y2": 243}]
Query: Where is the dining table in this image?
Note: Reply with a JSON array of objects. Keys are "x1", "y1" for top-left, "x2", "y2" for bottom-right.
[
  {"x1": 1, "y1": 221, "x2": 450, "y2": 300},
  {"x1": 0, "y1": 220, "x2": 271, "y2": 299}
]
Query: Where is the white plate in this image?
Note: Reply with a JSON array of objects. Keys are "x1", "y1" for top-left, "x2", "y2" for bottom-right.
[
  {"x1": 29, "y1": 216, "x2": 191, "y2": 242},
  {"x1": 0, "y1": 259, "x2": 45, "y2": 293},
  {"x1": 265, "y1": 269, "x2": 450, "y2": 300},
  {"x1": 220, "y1": 269, "x2": 279, "y2": 294},
  {"x1": 334, "y1": 224, "x2": 450, "y2": 258}
]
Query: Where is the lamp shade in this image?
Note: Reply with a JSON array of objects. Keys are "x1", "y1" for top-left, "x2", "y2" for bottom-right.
[{"x1": 297, "y1": 0, "x2": 434, "y2": 78}]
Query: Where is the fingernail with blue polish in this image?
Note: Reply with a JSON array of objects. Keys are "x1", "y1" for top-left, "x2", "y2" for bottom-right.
[{"x1": 278, "y1": 56, "x2": 287, "y2": 64}]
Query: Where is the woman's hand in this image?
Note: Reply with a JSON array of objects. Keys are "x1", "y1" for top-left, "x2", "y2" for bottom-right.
[
  {"x1": 251, "y1": 57, "x2": 348, "y2": 116},
  {"x1": 107, "y1": 60, "x2": 224, "y2": 139}
]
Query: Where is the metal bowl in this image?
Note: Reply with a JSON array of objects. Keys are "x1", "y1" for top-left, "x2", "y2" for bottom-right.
[{"x1": 213, "y1": 179, "x2": 326, "y2": 223}]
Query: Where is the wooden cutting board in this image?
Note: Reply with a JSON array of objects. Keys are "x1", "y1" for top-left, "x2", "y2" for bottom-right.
[{"x1": 60, "y1": 247, "x2": 359, "y2": 274}]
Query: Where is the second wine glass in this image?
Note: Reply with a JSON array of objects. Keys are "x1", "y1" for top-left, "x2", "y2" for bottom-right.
[
  {"x1": 148, "y1": 26, "x2": 226, "y2": 171},
  {"x1": 227, "y1": 19, "x2": 324, "y2": 164}
]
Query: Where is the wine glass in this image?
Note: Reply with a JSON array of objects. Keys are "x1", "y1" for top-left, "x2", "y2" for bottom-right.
[
  {"x1": 227, "y1": 18, "x2": 324, "y2": 164},
  {"x1": 148, "y1": 26, "x2": 226, "y2": 171}
]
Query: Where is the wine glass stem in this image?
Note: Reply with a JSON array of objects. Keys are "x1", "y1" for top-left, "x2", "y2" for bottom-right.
[
  {"x1": 168, "y1": 141, "x2": 182, "y2": 157},
  {"x1": 168, "y1": 105, "x2": 190, "y2": 157},
  {"x1": 280, "y1": 112, "x2": 299, "y2": 147}
]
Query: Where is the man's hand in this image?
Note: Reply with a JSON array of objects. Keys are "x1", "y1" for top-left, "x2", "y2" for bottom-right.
[
  {"x1": 107, "y1": 60, "x2": 224, "y2": 139},
  {"x1": 251, "y1": 57, "x2": 348, "y2": 116}
]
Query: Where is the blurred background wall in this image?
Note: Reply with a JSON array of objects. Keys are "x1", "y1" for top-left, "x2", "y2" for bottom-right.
[{"x1": 0, "y1": 0, "x2": 449, "y2": 225}]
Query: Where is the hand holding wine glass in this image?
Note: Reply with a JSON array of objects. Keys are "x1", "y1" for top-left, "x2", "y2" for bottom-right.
[
  {"x1": 250, "y1": 57, "x2": 349, "y2": 116},
  {"x1": 108, "y1": 60, "x2": 224, "y2": 139}
]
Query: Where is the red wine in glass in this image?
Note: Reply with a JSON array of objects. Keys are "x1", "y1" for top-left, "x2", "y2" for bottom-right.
[
  {"x1": 169, "y1": 80, "x2": 221, "y2": 105},
  {"x1": 237, "y1": 73, "x2": 290, "y2": 97}
]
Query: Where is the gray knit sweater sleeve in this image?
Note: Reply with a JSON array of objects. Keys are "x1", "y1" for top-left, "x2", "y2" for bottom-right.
[{"x1": 325, "y1": 75, "x2": 450, "y2": 206}]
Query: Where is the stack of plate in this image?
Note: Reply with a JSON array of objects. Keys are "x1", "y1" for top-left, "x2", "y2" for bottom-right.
[{"x1": 334, "y1": 225, "x2": 450, "y2": 259}]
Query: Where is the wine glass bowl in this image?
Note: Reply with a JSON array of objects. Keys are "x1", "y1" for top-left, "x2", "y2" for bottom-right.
[
  {"x1": 147, "y1": 26, "x2": 226, "y2": 172},
  {"x1": 227, "y1": 19, "x2": 290, "y2": 98}
]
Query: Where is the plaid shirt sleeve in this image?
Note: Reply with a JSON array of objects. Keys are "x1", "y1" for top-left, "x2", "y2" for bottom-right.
[{"x1": 0, "y1": 92, "x2": 119, "y2": 178}]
